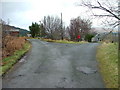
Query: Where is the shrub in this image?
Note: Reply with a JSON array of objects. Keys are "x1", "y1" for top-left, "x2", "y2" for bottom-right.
[{"x1": 85, "y1": 34, "x2": 94, "y2": 42}]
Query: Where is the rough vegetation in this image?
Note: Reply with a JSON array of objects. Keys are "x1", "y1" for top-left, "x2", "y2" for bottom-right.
[
  {"x1": 40, "y1": 38, "x2": 88, "y2": 44},
  {"x1": 2, "y1": 36, "x2": 26, "y2": 59},
  {"x1": 97, "y1": 43, "x2": 118, "y2": 88},
  {"x1": 1, "y1": 35, "x2": 31, "y2": 75}
]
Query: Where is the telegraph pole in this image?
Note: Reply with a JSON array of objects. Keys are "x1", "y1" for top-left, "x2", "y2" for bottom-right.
[
  {"x1": 61, "y1": 13, "x2": 63, "y2": 40},
  {"x1": 39, "y1": 21, "x2": 40, "y2": 37}
]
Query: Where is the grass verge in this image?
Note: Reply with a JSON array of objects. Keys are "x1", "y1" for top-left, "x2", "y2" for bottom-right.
[
  {"x1": 1, "y1": 41, "x2": 31, "y2": 76},
  {"x1": 40, "y1": 38, "x2": 88, "y2": 44},
  {"x1": 96, "y1": 42, "x2": 118, "y2": 88}
]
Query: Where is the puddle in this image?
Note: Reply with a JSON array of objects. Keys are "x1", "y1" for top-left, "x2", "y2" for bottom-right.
[{"x1": 76, "y1": 66, "x2": 97, "y2": 74}]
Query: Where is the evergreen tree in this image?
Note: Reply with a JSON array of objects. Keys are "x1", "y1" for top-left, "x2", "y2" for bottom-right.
[{"x1": 29, "y1": 22, "x2": 40, "y2": 38}]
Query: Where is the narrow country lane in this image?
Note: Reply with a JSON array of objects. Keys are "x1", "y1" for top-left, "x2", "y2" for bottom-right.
[{"x1": 3, "y1": 39, "x2": 105, "y2": 88}]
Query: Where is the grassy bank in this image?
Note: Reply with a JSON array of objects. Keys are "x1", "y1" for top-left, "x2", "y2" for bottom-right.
[
  {"x1": 96, "y1": 43, "x2": 118, "y2": 88},
  {"x1": 40, "y1": 38, "x2": 88, "y2": 44},
  {"x1": 1, "y1": 41, "x2": 31, "y2": 76}
]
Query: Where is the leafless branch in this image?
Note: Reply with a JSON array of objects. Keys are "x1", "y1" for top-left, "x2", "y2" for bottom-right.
[
  {"x1": 92, "y1": 15, "x2": 114, "y2": 17},
  {"x1": 80, "y1": 1, "x2": 120, "y2": 21}
]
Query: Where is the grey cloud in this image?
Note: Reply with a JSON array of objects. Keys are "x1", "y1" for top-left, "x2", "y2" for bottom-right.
[
  {"x1": 2, "y1": 2, "x2": 31, "y2": 17},
  {"x1": 1, "y1": 2, "x2": 32, "y2": 29}
]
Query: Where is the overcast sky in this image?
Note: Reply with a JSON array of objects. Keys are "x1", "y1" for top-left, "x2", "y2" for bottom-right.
[{"x1": 1, "y1": 0, "x2": 118, "y2": 30}]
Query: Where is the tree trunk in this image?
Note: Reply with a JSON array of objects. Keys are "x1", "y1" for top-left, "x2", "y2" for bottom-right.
[{"x1": 117, "y1": 1, "x2": 120, "y2": 86}]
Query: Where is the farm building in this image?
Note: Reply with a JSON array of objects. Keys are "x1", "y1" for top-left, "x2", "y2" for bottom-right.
[
  {"x1": 92, "y1": 32, "x2": 118, "y2": 43},
  {"x1": 2, "y1": 24, "x2": 29, "y2": 37}
]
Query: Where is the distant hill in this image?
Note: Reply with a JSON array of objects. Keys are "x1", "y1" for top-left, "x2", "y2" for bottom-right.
[
  {"x1": 91, "y1": 27, "x2": 118, "y2": 33},
  {"x1": 2, "y1": 24, "x2": 30, "y2": 36}
]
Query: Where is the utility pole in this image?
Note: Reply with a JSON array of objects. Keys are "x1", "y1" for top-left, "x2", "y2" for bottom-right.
[
  {"x1": 39, "y1": 21, "x2": 41, "y2": 37},
  {"x1": 61, "y1": 13, "x2": 64, "y2": 40}
]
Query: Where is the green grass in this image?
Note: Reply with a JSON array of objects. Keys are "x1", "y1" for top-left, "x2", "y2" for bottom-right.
[
  {"x1": 40, "y1": 38, "x2": 88, "y2": 44},
  {"x1": 96, "y1": 43, "x2": 118, "y2": 88},
  {"x1": 1, "y1": 41, "x2": 31, "y2": 76}
]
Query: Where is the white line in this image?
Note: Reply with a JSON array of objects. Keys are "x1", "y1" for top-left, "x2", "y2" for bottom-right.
[{"x1": 40, "y1": 41, "x2": 49, "y2": 47}]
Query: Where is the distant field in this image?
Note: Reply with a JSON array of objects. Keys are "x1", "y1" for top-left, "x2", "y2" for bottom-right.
[{"x1": 97, "y1": 43, "x2": 118, "y2": 88}]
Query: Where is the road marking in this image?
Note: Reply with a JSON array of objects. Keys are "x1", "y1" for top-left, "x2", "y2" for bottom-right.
[{"x1": 40, "y1": 41, "x2": 49, "y2": 47}]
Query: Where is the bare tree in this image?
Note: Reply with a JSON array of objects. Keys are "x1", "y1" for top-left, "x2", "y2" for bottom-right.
[
  {"x1": 79, "y1": 0, "x2": 120, "y2": 49},
  {"x1": 68, "y1": 17, "x2": 92, "y2": 41},
  {"x1": 118, "y1": 1, "x2": 120, "y2": 50},
  {"x1": 0, "y1": 19, "x2": 11, "y2": 50},
  {"x1": 0, "y1": 19, "x2": 11, "y2": 37},
  {"x1": 43, "y1": 15, "x2": 64, "y2": 40},
  {"x1": 80, "y1": 0, "x2": 119, "y2": 28}
]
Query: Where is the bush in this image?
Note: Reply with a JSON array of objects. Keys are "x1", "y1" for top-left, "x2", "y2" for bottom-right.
[{"x1": 85, "y1": 34, "x2": 94, "y2": 42}]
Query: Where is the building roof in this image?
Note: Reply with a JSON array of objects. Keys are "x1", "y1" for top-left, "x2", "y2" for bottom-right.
[{"x1": 9, "y1": 29, "x2": 19, "y2": 32}]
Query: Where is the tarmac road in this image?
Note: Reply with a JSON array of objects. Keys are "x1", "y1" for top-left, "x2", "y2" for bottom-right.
[{"x1": 3, "y1": 39, "x2": 105, "y2": 88}]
